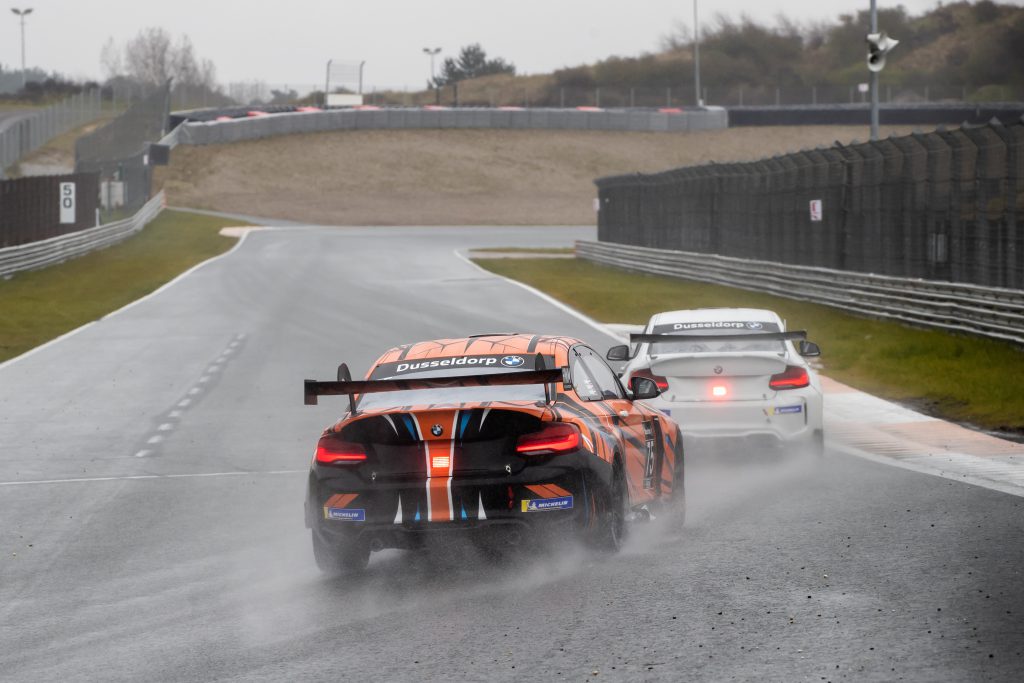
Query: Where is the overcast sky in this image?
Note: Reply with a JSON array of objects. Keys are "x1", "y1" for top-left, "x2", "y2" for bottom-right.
[{"x1": 5, "y1": 1, "x2": 959, "y2": 91}]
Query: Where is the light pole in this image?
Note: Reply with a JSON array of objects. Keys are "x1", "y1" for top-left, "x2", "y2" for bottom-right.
[
  {"x1": 422, "y1": 47, "x2": 441, "y2": 84},
  {"x1": 422, "y1": 47, "x2": 441, "y2": 105},
  {"x1": 11, "y1": 7, "x2": 32, "y2": 89},
  {"x1": 869, "y1": 0, "x2": 879, "y2": 140},
  {"x1": 693, "y1": 0, "x2": 702, "y2": 107}
]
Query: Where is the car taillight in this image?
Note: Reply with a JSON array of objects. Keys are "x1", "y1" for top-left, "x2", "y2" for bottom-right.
[
  {"x1": 516, "y1": 423, "x2": 580, "y2": 455},
  {"x1": 769, "y1": 365, "x2": 810, "y2": 390},
  {"x1": 315, "y1": 439, "x2": 367, "y2": 465},
  {"x1": 629, "y1": 368, "x2": 669, "y2": 392}
]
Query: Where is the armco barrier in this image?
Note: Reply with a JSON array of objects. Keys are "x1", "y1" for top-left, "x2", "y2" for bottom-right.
[
  {"x1": 174, "y1": 107, "x2": 728, "y2": 145},
  {"x1": 0, "y1": 191, "x2": 164, "y2": 279},
  {"x1": 576, "y1": 240, "x2": 1024, "y2": 345}
]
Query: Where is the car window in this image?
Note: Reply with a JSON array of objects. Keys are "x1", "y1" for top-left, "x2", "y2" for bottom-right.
[{"x1": 573, "y1": 347, "x2": 625, "y2": 401}]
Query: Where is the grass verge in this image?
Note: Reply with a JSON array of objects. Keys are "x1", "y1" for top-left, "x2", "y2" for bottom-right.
[
  {"x1": 0, "y1": 210, "x2": 238, "y2": 363},
  {"x1": 474, "y1": 257, "x2": 1024, "y2": 434},
  {"x1": 470, "y1": 247, "x2": 574, "y2": 254}
]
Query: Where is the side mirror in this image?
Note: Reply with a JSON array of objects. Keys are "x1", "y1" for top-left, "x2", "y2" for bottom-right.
[
  {"x1": 606, "y1": 344, "x2": 631, "y2": 361},
  {"x1": 630, "y1": 376, "x2": 661, "y2": 400},
  {"x1": 798, "y1": 340, "x2": 821, "y2": 357}
]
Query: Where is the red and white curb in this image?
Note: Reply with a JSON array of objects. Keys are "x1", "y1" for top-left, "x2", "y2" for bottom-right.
[{"x1": 823, "y1": 376, "x2": 1024, "y2": 497}]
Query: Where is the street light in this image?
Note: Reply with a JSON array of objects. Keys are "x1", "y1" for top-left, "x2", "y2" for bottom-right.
[
  {"x1": 422, "y1": 47, "x2": 441, "y2": 84},
  {"x1": 423, "y1": 47, "x2": 441, "y2": 105},
  {"x1": 10, "y1": 7, "x2": 32, "y2": 89},
  {"x1": 693, "y1": 0, "x2": 702, "y2": 107}
]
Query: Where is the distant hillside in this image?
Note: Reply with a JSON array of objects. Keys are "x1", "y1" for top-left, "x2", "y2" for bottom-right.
[{"x1": 380, "y1": 1, "x2": 1023, "y2": 108}]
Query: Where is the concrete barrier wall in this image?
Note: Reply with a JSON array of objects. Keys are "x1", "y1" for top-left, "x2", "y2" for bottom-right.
[{"x1": 175, "y1": 107, "x2": 728, "y2": 145}]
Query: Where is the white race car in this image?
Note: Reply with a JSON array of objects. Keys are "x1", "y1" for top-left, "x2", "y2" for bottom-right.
[{"x1": 608, "y1": 308, "x2": 824, "y2": 456}]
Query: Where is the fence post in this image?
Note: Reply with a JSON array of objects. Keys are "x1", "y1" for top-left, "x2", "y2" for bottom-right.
[
  {"x1": 666, "y1": 86, "x2": 671, "y2": 108},
  {"x1": 630, "y1": 87, "x2": 635, "y2": 108}
]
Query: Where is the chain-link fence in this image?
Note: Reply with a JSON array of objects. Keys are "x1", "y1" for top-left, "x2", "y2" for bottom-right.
[
  {"x1": 596, "y1": 117, "x2": 1024, "y2": 289},
  {"x1": 0, "y1": 90, "x2": 102, "y2": 176},
  {"x1": 75, "y1": 83, "x2": 170, "y2": 217}
]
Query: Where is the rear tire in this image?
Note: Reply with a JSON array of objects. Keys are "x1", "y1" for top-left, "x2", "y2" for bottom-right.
[
  {"x1": 312, "y1": 528, "x2": 370, "y2": 576},
  {"x1": 591, "y1": 459, "x2": 628, "y2": 553},
  {"x1": 808, "y1": 429, "x2": 825, "y2": 458},
  {"x1": 671, "y1": 439, "x2": 686, "y2": 526}
]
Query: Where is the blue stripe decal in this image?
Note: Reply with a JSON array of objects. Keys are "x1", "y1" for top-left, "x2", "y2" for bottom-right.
[
  {"x1": 414, "y1": 504, "x2": 421, "y2": 522},
  {"x1": 401, "y1": 415, "x2": 418, "y2": 439},
  {"x1": 460, "y1": 504, "x2": 467, "y2": 520},
  {"x1": 459, "y1": 411, "x2": 472, "y2": 438}
]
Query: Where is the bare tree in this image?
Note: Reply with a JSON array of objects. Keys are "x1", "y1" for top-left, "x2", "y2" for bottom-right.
[
  {"x1": 100, "y1": 37, "x2": 122, "y2": 79},
  {"x1": 124, "y1": 27, "x2": 173, "y2": 85}
]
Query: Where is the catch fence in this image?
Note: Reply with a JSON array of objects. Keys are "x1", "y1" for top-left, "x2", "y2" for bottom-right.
[
  {"x1": 0, "y1": 90, "x2": 102, "y2": 175},
  {"x1": 75, "y1": 84, "x2": 170, "y2": 215},
  {"x1": 595, "y1": 117, "x2": 1024, "y2": 290}
]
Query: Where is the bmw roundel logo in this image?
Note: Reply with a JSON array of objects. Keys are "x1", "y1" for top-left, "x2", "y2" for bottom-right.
[
  {"x1": 500, "y1": 355, "x2": 525, "y2": 368},
  {"x1": 746, "y1": 322, "x2": 763, "y2": 330},
  {"x1": 431, "y1": 424, "x2": 443, "y2": 437},
  {"x1": 713, "y1": 365, "x2": 724, "y2": 375}
]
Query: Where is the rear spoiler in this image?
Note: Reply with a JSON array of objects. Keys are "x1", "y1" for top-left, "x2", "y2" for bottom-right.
[
  {"x1": 630, "y1": 330, "x2": 807, "y2": 344},
  {"x1": 304, "y1": 367, "x2": 571, "y2": 407}
]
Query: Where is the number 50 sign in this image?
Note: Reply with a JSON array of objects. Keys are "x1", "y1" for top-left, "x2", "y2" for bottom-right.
[{"x1": 59, "y1": 182, "x2": 76, "y2": 224}]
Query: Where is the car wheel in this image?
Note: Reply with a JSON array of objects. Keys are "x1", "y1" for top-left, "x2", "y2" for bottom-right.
[
  {"x1": 591, "y1": 458, "x2": 628, "y2": 553},
  {"x1": 671, "y1": 440, "x2": 686, "y2": 526},
  {"x1": 311, "y1": 528, "x2": 370, "y2": 576},
  {"x1": 809, "y1": 429, "x2": 825, "y2": 458}
]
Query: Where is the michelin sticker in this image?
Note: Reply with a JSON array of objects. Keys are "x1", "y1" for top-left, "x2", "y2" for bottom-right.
[
  {"x1": 325, "y1": 507, "x2": 366, "y2": 521},
  {"x1": 521, "y1": 496, "x2": 573, "y2": 512},
  {"x1": 767, "y1": 405, "x2": 803, "y2": 415}
]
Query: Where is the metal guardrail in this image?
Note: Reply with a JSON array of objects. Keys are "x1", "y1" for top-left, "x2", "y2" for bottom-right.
[
  {"x1": 174, "y1": 107, "x2": 728, "y2": 145},
  {"x1": 0, "y1": 190, "x2": 165, "y2": 279},
  {"x1": 576, "y1": 240, "x2": 1024, "y2": 346}
]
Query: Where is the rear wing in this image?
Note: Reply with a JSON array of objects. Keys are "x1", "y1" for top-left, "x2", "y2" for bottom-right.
[
  {"x1": 304, "y1": 367, "x2": 570, "y2": 407},
  {"x1": 630, "y1": 330, "x2": 807, "y2": 344}
]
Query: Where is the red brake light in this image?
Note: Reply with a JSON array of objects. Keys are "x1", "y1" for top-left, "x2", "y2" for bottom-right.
[
  {"x1": 315, "y1": 439, "x2": 367, "y2": 465},
  {"x1": 769, "y1": 365, "x2": 810, "y2": 390},
  {"x1": 629, "y1": 368, "x2": 669, "y2": 392},
  {"x1": 516, "y1": 423, "x2": 580, "y2": 455}
]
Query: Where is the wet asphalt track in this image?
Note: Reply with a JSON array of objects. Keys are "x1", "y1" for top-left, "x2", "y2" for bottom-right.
[{"x1": 1, "y1": 225, "x2": 1022, "y2": 682}]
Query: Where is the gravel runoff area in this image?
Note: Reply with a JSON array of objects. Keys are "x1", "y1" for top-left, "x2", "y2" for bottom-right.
[{"x1": 157, "y1": 125, "x2": 922, "y2": 226}]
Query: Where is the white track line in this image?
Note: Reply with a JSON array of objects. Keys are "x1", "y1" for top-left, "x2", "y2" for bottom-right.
[
  {"x1": 0, "y1": 469, "x2": 306, "y2": 487},
  {"x1": 0, "y1": 227, "x2": 259, "y2": 373},
  {"x1": 831, "y1": 443, "x2": 1024, "y2": 498},
  {"x1": 454, "y1": 249, "x2": 620, "y2": 343}
]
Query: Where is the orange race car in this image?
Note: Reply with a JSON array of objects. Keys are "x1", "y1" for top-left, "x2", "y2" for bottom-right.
[{"x1": 303, "y1": 333, "x2": 686, "y2": 574}]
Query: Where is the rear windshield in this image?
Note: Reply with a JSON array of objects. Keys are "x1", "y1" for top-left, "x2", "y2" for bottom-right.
[
  {"x1": 358, "y1": 362, "x2": 548, "y2": 411},
  {"x1": 649, "y1": 321, "x2": 785, "y2": 355}
]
